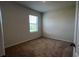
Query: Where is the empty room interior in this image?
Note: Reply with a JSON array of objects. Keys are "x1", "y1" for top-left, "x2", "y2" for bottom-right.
[{"x1": 0, "y1": 1, "x2": 79, "y2": 57}]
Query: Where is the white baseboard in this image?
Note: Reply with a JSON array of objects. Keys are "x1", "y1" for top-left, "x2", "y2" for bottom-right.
[
  {"x1": 43, "y1": 36, "x2": 73, "y2": 43},
  {"x1": 74, "y1": 52, "x2": 79, "y2": 57},
  {"x1": 5, "y1": 39, "x2": 31, "y2": 48},
  {"x1": 5, "y1": 36, "x2": 41, "y2": 48}
]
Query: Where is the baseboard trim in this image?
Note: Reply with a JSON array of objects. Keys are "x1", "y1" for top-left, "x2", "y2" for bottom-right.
[
  {"x1": 73, "y1": 47, "x2": 79, "y2": 57},
  {"x1": 5, "y1": 36, "x2": 72, "y2": 48},
  {"x1": 74, "y1": 52, "x2": 79, "y2": 57},
  {"x1": 5, "y1": 36, "x2": 42, "y2": 48},
  {"x1": 43, "y1": 37, "x2": 73, "y2": 43}
]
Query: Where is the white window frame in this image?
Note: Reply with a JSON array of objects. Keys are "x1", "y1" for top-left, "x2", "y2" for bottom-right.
[{"x1": 29, "y1": 15, "x2": 38, "y2": 32}]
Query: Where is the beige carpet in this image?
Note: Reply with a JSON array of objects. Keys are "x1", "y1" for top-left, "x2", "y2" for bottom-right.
[{"x1": 5, "y1": 38, "x2": 73, "y2": 57}]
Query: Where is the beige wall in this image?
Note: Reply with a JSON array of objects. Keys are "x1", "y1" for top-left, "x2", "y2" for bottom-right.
[
  {"x1": 43, "y1": 6, "x2": 75, "y2": 42},
  {"x1": 0, "y1": 2, "x2": 42, "y2": 48}
]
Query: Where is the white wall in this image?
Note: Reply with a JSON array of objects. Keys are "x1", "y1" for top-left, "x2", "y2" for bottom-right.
[
  {"x1": 43, "y1": 6, "x2": 75, "y2": 42},
  {"x1": 0, "y1": 2, "x2": 42, "y2": 48}
]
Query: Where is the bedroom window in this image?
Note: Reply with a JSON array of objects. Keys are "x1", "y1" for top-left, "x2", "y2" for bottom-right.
[{"x1": 29, "y1": 15, "x2": 38, "y2": 32}]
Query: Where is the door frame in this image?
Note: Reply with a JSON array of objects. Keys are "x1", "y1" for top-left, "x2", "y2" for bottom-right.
[
  {"x1": 73, "y1": 1, "x2": 79, "y2": 57},
  {"x1": 0, "y1": 8, "x2": 5, "y2": 56}
]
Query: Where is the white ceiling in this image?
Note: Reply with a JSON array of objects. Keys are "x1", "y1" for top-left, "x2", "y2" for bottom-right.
[{"x1": 17, "y1": 1, "x2": 75, "y2": 13}]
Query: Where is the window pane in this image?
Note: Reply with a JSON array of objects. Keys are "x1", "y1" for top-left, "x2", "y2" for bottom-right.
[{"x1": 29, "y1": 15, "x2": 38, "y2": 32}]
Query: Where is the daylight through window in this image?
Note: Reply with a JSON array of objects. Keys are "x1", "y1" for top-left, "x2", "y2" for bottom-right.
[{"x1": 29, "y1": 15, "x2": 38, "y2": 32}]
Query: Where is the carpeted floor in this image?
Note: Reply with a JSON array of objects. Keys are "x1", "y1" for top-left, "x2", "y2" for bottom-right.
[{"x1": 5, "y1": 38, "x2": 73, "y2": 57}]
